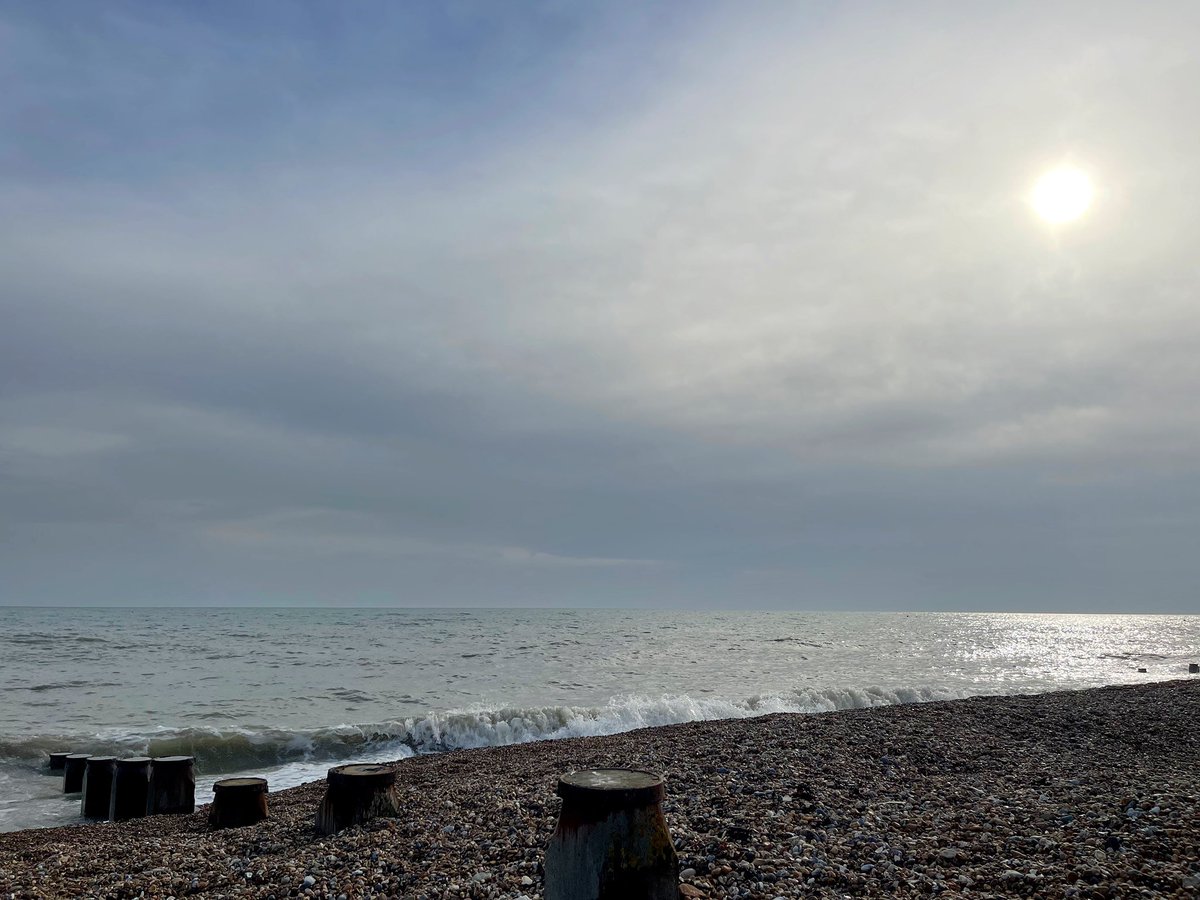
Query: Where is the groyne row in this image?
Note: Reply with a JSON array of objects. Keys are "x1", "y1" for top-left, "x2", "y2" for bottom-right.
[{"x1": 51, "y1": 752, "x2": 196, "y2": 822}]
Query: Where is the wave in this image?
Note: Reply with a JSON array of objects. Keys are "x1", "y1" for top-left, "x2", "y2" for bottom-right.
[
  {"x1": 5, "y1": 633, "x2": 114, "y2": 646},
  {"x1": 0, "y1": 685, "x2": 959, "y2": 775},
  {"x1": 0, "y1": 725, "x2": 417, "y2": 773},
  {"x1": 25, "y1": 680, "x2": 123, "y2": 693}
]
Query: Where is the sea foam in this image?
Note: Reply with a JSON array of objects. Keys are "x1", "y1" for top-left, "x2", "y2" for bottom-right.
[{"x1": 2, "y1": 685, "x2": 959, "y2": 775}]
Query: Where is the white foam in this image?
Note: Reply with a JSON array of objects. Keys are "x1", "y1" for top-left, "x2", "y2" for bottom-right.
[
  {"x1": 389, "y1": 684, "x2": 961, "y2": 752},
  {"x1": 1, "y1": 684, "x2": 961, "y2": 831}
]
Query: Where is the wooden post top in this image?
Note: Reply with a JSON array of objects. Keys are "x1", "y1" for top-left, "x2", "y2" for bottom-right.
[
  {"x1": 152, "y1": 755, "x2": 194, "y2": 764},
  {"x1": 213, "y1": 777, "x2": 268, "y2": 791},
  {"x1": 326, "y1": 763, "x2": 397, "y2": 786},
  {"x1": 84, "y1": 756, "x2": 116, "y2": 765},
  {"x1": 115, "y1": 757, "x2": 151, "y2": 766},
  {"x1": 65, "y1": 753, "x2": 90, "y2": 761},
  {"x1": 331, "y1": 764, "x2": 392, "y2": 777},
  {"x1": 557, "y1": 769, "x2": 665, "y2": 807}
]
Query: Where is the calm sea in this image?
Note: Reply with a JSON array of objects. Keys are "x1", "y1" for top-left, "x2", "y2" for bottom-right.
[{"x1": 1, "y1": 607, "x2": 1197, "y2": 832}]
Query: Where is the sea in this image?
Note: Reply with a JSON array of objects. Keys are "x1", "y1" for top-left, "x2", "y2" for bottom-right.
[{"x1": 1, "y1": 607, "x2": 1197, "y2": 833}]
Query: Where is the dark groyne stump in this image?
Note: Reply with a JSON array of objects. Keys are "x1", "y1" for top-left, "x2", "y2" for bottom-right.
[
  {"x1": 544, "y1": 769, "x2": 679, "y2": 900},
  {"x1": 81, "y1": 757, "x2": 116, "y2": 819},
  {"x1": 1190, "y1": 663, "x2": 1198, "y2": 674},
  {"x1": 62, "y1": 754, "x2": 90, "y2": 793},
  {"x1": 109, "y1": 757, "x2": 152, "y2": 821},
  {"x1": 147, "y1": 756, "x2": 196, "y2": 815},
  {"x1": 316, "y1": 764, "x2": 401, "y2": 835},
  {"x1": 48, "y1": 752, "x2": 69, "y2": 772},
  {"x1": 209, "y1": 777, "x2": 269, "y2": 829}
]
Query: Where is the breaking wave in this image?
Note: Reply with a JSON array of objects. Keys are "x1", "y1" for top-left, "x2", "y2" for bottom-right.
[{"x1": 0, "y1": 685, "x2": 960, "y2": 775}]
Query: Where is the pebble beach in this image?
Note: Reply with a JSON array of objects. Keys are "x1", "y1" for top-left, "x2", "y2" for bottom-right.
[{"x1": 1, "y1": 679, "x2": 1197, "y2": 899}]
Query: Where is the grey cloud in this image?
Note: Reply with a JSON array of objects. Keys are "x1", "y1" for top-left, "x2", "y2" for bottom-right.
[{"x1": 2, "y1": 2, "x2": 1199, "y2": 610}]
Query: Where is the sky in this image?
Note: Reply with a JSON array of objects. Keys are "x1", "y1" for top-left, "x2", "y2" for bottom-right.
[{"x1": 2, "y1": 1, "x2": 1199, "y2": 611}]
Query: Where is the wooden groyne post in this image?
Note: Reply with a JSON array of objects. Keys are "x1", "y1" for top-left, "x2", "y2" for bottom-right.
[
  {"x1": 316, "y1": 764, "x2": 401, "y2": 835},
  {"x1": 1190, "y1": 663, "x2": 1198, "y2": 674},
  {"x1": 147, "y1": 756, "x2": 196, "y2": 815},
  {"x1": 544, "y1": 769, "x2": 679, "y2": 900},
  {"x1": 48, "y1": 752, "x2": 69, "y2": 772},
  {"x1": 81, "y1": 757, "x2": 116, "y2": 819},
  {"x1": 62, "y1": 754, "x2": 89, "y2": 793},
  {"x1": 109, "y1": 757, "x2": 152, "y2": 821},
  {"x1": 209, "y1": 777, "x2": 269, "y2": 828}
]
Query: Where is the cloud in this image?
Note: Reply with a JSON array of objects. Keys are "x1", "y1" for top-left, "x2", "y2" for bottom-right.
[
  {"x1": 439, "y1": 3, "x2": 1200, "y2": 470},
  {"x1": 0, "y1": 425, "x2": 130, "y2": 458},
  {"x1": 203, "y1": 507, "x2": 661, "y2": 569},
  {"x1": 2, "y1": 2, "x2": 1199, "y2": 609}
]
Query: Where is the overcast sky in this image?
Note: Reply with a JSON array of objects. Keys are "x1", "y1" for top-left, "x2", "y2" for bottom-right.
[{"x1": 2, "y1": 1, "x2": 1199, "y2": 611}]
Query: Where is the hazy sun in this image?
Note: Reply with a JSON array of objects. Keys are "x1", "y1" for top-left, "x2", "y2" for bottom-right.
[{"x1": 1030, "y1": 167, "x2": 1094, "y2": 224}]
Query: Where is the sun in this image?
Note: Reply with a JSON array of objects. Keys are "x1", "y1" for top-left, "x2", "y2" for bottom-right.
[{"x1": 1030, "y1": 167, "x2": 1094, "y2": 224}]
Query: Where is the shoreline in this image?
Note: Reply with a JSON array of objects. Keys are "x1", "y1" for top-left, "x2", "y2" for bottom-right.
[{"x1": 1, "y1": 680, "x2": 1197, "y2": 898}]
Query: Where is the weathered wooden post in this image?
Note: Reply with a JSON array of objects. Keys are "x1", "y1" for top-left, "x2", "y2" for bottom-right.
[
  {"x1": 544, "y1": 769, "x2": 679, "y2": 900},
  {"x1": 81, "y1": 757, "x2": 116, "y2": 819},
  {"x1": 1190, "y1": 663, "x2": 1198, "y2": 674},
  {"x1": 147, "y1": 756, "x2": 196, "y2": 815},
  {"x1": 48, "y1": 752, "x2": 69, "y2": 772},
  {"x1": 109, "y1": 757, "x2": 152, "y2": 821},
  {"x1": 62, "y1": 754, "x2": 90, "y2": 793},
  {"x1": 316, "y1": 764, "x2": 401, "y2": 835},
  {"x1": 209, "y1": 777, "x2": 269, "y2": 828}
]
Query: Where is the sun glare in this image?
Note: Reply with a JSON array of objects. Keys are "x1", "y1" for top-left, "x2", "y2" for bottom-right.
[{"x1": 1030, "y1": 167, "x2": 1094, "y2": 224}]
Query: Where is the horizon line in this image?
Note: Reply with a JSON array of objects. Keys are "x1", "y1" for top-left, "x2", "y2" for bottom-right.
[{"x1": 0, "y1": 604, "x2": 1195, "y2": 617}]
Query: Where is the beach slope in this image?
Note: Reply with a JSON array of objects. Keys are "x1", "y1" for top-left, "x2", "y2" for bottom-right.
[{"x1": 1, "y1": 680, "x2": 1197, "y2": 898}]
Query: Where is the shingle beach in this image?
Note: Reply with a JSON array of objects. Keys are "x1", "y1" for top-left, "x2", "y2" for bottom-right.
[{"x1": 2, "y1": 680, "x2": 1197, "y2": 899}]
